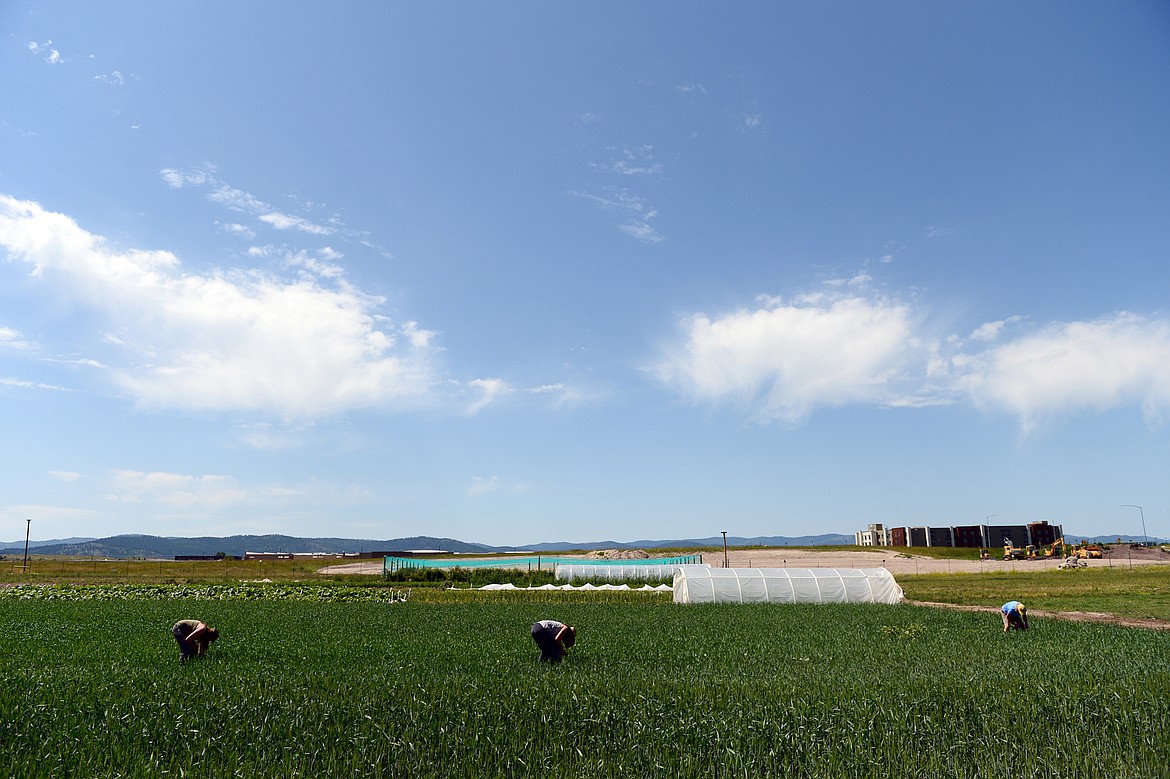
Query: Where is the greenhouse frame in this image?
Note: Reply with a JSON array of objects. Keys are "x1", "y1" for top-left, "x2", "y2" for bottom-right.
[{"x1": 672, "y1": 566, "x2": 903, "y2": 605}]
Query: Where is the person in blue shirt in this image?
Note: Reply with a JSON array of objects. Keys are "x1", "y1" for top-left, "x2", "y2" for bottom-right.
[{"x1": 1001, "y1": 601, "x2": 1029, "y2": 632}]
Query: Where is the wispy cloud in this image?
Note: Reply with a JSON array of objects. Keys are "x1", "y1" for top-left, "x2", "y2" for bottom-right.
[
  {"x1": 106, "y1": 469, "x2": 263, "y2": 509},
  {"x1": 161, "y1": 167, "x2": 335, "y2": 236},
  {"x1": 570, "y1": 186, "x2": 663, "y2": 244},
  {"x1": 575, "y1": 131, "x2": 667, "y2": 243},
  {"x1": 596, "y1": 145, "x2": 662, "y2": 177},
  {"x1": 0, "y1": 325, "x2": 35, "y2": 350},
  {"x1": 469, "y1": 474, "x2": 529, "y2": 496},
  {"x1": 0, "y1": 195, "x2": 439, "y2": 419},
  {"x1": 465, "y1": 378, "x2": 513, "y2": 415},
  {"x1": 94, "y1": 71, "x2": 126, "y2": 85},
  {"x1": 1, "y1": 377, "x2": 72, "y2": 392}
]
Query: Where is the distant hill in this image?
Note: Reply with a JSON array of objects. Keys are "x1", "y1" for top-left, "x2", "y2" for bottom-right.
[
  {"x1": 2, "y1": 531, "x2": 1159, "y2": 560},
  {"x1": 0, "y1": 537, "x2": 97, "y2": 549},
  {"x1": 0, "y1": 534, "x2": 506, "y2": 560},
  {"x1": 522, "y1": 534, "x2": 854, "y2": 551},
  {"x1": 0, "y1": 532, "x2": 852, "y2": 559},
  {"x1": 1072, "y1": 534, "x2": 1166, "y2": 545}
]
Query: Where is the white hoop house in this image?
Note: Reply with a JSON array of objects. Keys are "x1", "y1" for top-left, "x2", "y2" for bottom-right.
[
  {"x1": 672, "y1": 566, "x2": 903, "y2": 605},
  {"x1": 555, "y1": 563, "x2": 701, "y2": 581}
]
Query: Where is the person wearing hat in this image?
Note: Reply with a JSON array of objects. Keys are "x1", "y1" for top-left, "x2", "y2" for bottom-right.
[
  {"x1": 1001, "y1": 601, "x2": 1029, "y2": 632},
  {"x1": 530, "y1": 619, "x2": 576, "y2": 663},
  {"x1": 172, "y1": 619, "x2": 219, "y2": 662}
]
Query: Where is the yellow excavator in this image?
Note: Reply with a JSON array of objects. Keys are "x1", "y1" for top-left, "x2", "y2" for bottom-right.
[
  {"x1": 1003, "y1": 540, "x2": 1034, "y2": 560},
  {"x1": 1043, "y1": 537, "x2": 1067, "y2": 558}
]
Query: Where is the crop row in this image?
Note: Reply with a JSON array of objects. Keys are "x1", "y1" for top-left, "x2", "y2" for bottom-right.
[
  {"x1": 1, "y1": 598, "x2": 1167, "y2": 777},
  {"x1": 0, "y1": 581, "x2": 411, "y2": 603}
]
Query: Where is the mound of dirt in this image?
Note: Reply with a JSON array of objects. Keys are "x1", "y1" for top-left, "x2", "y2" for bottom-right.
[
  {"x1": 1101, "y1": 544, "x2": 1169, "y2": 562},
  {"x1": 583, "y1": 548, "x2": 651, "y2": 560}
]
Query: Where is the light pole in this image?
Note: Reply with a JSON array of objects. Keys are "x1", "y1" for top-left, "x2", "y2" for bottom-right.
[
  {"x1": 721, "y1": 531, "x2": 728, "y2": 568},
  {"x1": 22, "y1": 518, "x2": 31, "y2": 570},
  {"x1": 983, "y1": 516, "x2": 997, "y2": 549},
  {"x1": 1121, "y1": 505, "x2": 1148, "y2": 546}
]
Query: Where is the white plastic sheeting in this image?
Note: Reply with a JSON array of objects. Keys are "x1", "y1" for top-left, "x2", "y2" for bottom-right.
[
  {"x1": 555, "y1": 563, "x2": 701, "y2": 581},
  {"x1": 479, "y1": 582, "x2": 673, "y2": 592},
  {"x1": 672, "y1": 566, "x2": 903, "y2": 605}
]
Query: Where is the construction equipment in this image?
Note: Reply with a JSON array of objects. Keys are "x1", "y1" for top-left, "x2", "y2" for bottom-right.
[
  {"x1": 1043, "y1": 537, "x2": 1067, "y2": 557},
  {"x1": 1075, "y1": 544, "x2": 1103, "y2": 559},
  {"x1": 1003, "y1": 540, "x2": 1027, "y2": 560}
]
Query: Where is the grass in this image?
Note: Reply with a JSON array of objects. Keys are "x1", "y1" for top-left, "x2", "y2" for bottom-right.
[
  {"x1": 899, "y1": 566, "x2": 1170, "y2": 621},
  {"x1": 1, "y1": 590, "x2": 1168, "y2": 778}
]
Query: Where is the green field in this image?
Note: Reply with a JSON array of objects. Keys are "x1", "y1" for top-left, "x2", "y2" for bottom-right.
[{"x1": 1, "y1": 585, "x2": 1168, "y2": 778}]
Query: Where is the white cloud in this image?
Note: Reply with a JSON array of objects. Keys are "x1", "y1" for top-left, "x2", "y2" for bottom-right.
[
  {"x1": 469, "y1": 475, "x2": 501, "y2": 495},
  {"x1": 258, "y1": 211, "x2": 333, "y2": 236},
  {"x1": 160, "y1": 168, "x2": 215, "y2": 188},
  {"x1": 28, "y1": 41, "x2": 63, "y2": 64},
  {"x1": 655, "y1": 290, "x2": 922, "y2": 423},
  {"x1": 597, "y1": 145, "x2": 662, "y2": 177},
  {"x1": 968, "y1": 316, "x2": 1024, "y2": 343},
  {"x1": 570, "y1": 187, "x2": 647, "y2": 214},
  {"x1": 0, "y1": 195, "x2": 438, "y2": 419},
  {"x1": 469, "y1": 474, "x2": 529, "y2": 496},
  {"x1": 573, "y1": 188, "x2": 663, "y2": 243},
  {"x1": 161, "y1": 168, "x2": 335, "y2": 236},
  {"x1": 106, "y1": 469, "x2": 250, "y2": 508},
  {"x1": 466, "y1": 377, "x2": 513, "y2": 414},
  {"x1": 952, "y1": 313, "x2": 1170, "y2": 433},
  {"x1": 1, "y1": 377, "x2": 71, "y2": 392},
  {"x1": 48, "y1": 470, "x2": 82, "y2": 482},
  {"x1": 0, "y1": 326, "x2": 34, "y2": 349},
  {"x1": 217, "y1": 222, "x2": 255, "y2": 239},
  {"x1": 618, "y1": 216, "x2": 663, "y2": 244},
  {"x1": 656, "y1": 280, "x2": 1170, "y2": 433}
]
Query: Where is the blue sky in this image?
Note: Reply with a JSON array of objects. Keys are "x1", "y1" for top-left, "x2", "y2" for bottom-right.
[{"x1": 2, "y1": 2, "x2": 1169, "y2": 546}]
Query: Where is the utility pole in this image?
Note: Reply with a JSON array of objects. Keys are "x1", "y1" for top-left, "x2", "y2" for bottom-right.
[
  {"x1": 721, "y1": 530, "x2": 728, "y2": 568},
  {"x1": 22, "y1": 518, "x2": 31, "y2": 571}
]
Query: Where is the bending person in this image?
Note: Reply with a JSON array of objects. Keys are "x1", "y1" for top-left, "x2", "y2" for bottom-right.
[
  {"x1": 1000, "y1": 601, "x2": 1029, "y2": 632},
  {"x1": 172, "y1": 619, "x2": 219, "y2": 662},
  {"x1": 531, "y1": 619, "x2": 576, "y2": 663}
]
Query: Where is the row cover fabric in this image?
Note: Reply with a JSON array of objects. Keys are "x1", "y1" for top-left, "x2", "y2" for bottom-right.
[
  {"x1": 555, "y1": 563, "x2": 706, "y2": 581},
  {"x1": 672, "y1": 566, "x2": 903, "y2": 605},
  {"x1": 479, "y1": 582, "x2": 672, "y2": 592}
]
